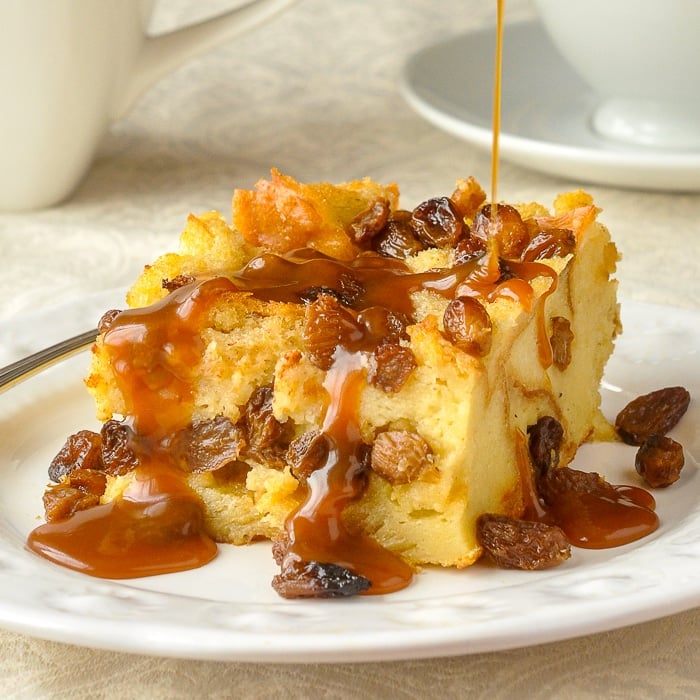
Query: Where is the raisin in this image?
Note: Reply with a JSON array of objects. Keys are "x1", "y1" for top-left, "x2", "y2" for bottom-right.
[
  {"x1": 43, "y1": 485, "x2": 100, "y2": 523},
  {"x1": 348, "y1": 197, "x2": 391, "y2": 244},
  {"x1": 169, "y1": 416, "x2": 244, "y2": 473},
  {"x1": 162, "y1": 273, "x2": 196, "y2": 292},
  {"x1": 356, "y1": 306, "x2": 410, "y2": 344},
  {"x1": 373, "y1": 212, "x2": 426, "y2": 259},
  {"x1": 100, "y1": 420, "x2": 140, "y2": 476},
  {"x1": 472, "y1": 204, "x2": 529, "y2": 259},
  {"x1": 538, "y1": 466, "x2": 614, "y2": 505},
  {"x1": 298, "y1": 286, "x2": 346, "y2": 306},
  {"x1": 367, "y1": 343, "x2": 417, "y2": 392},
  {"x1": 453, "y1": 234, "x2": 486, "y2": 264},
  {"x1": 442, "y1": 297, "x2": 492, "y2": 356},
  {"x1": 302, "y1": 294, "x2": 363, "y2": 370},
  {"x1": 298, "y1": 272, "x2": 363, "y2": 307},
  {"x1": 635, "y1": 435, "x2": 685, "y2": 488},
  {"x1": 370, "y1": 430, "x2": 434, "y2": 484},
  {"x1": 521, "y1": 228, "x2": 576, "y2": 261},
  {"x1": 48, "y1": 429, "x2": 103, "y2": 482},
  {"x1": 272, "y1": 558, "x2": 371, "y2": 598},
  {"x1": 527, "y1": 416, "x2": 564, "y2": 479},
  {"x1": 286, "y1": 431, "x2": 330, "y2": 482},
  {"x1": 615, "y1": 386, "x2": 691, "y2": 445},
  {"x1": 550, "y1": 316, "x2": 574, "y2": 370},
  {"x1": 239, "y1": 386, "x2": 292, "y2": 467},
  {"x1": 67, "y1": 468, "x2": 107, "y2": 497},
  {"x1": 411, "y1": 197, "x2": 464, "y2": 248},
  {"x1": 97, "y1": 309, "x2": 121, "y2": 334},
  {"x1": 337, "y1": 272, "x2": 365, "y2": 306},
  {"x1": 476, "y1": 513, "x2": 571, "y2": 570}
]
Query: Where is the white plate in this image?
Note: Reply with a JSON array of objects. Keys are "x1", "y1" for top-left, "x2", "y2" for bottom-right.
[
  {"x1": 400, "y1": 20, "x2": 700, "y2": 192},
  {"x1": 0, "y1": 296, "x2": 698, "y2": 662}
]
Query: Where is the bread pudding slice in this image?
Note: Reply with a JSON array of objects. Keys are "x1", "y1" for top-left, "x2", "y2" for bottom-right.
[{"x1": 36, "y1": 171, "x2": 621, "y2": 595}]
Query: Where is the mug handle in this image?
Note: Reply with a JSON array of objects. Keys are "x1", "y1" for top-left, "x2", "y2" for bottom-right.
[{"x1": 114, "y1": 0, "x2": 297, "y2": 118}]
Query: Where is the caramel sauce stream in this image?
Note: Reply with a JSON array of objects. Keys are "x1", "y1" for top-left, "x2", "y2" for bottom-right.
[
  {"x1": 491, "y1": 0, "x2": 505, "y2": 207},
  {"x1": 283, "y1": 352, "x2": 413, "y2": 594}
]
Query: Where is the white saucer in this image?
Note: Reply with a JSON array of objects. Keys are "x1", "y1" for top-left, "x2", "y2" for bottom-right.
[{"x1": 401, "y1": 21, "x2": 700, "y2": 191}]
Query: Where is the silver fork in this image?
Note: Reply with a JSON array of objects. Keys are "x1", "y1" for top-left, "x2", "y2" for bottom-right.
[{"x1": 0, "y1": 329, "x2": 98, "y2": 394}]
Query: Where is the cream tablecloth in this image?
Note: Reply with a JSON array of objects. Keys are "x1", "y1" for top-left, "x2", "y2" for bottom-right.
[{"x1": 0, "y1": 0, "x2": 698, "y2": 697}]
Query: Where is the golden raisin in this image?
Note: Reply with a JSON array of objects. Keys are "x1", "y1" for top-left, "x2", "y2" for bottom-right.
[
  {"x1": 550, "y1": 316, "x2": 574, "y2": 370},
  {"x1": 302, "y1": 294, "x2": 363, "y2": 370},
  {"x1": 442, "y1": 297, "x2": 492, "y2": 356},
  {"x1": 367, "y1": 343, "x2": 417, "y2": 393},
  {"x1": 411, "y1": 197, "x2": 464, "y2": 248},
  {"x1": 370, "y1": 430, "x2": 433, "y2": 484},
  {"x1": 472, "y1": 204, "x2": 530, "y2": 259}
]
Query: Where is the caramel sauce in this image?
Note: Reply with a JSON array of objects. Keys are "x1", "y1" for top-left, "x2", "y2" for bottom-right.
[
  {"x1": 102, "y1": 277, "x2": 237, "y2": 437},
  {"x1": 491, "y1": 0, "x2": 505, "y2": 207},
  {"x1": 515, "y1": 432, "x2": 659, "y2": 549},
  {"x1": 283, "y1": 352, "x2": 413, "y2": 594},
  {"x1": 28, "y1": 459, "x2": 217, "y2": 578},
  {"x1": 28, "y1": 244, "x2": 560, "y2": 589}
]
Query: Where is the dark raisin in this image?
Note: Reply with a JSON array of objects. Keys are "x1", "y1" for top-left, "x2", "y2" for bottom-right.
[
  {"x1": 527, "y1": 416, "x2": 564, "y2": 479},
  {"x1": 411, "y1": 197, "x2": 464, "y2": 248},
  {"x1": 348, "y1": 198, "x2": 391, "y2": 244},
  {"x1": 373, "y1": 212, "x2": 426, "y2": 259},
  {"x1": 635, "y1": 435, "x2": 685, "y2": 488},
  {"x1": 615, "y1": 386, "x2": 691, "y2": 445},
  {"x1": 239, "y1": 386, "x2": 292, "y2": 467},
  {"x1": 442, "y1": 297, "x2": 492, "y2": 356},
  {"x1": 272, "y1": 558, "x2": 371, "y2": 598},
  {"x1": 169, "y1": 415, "x2": 244, "y2": 473},
  {"x1": 367, "y1": 343, "x2": 417, "y2": 392},
  {"x1": 521, "y1": 228, "x2": 576, "y2": 261},
  {"x1": 476, "y1": 513, "x2": 571, "y2": 570},
  {"x1": 100, "y1": 420, "x2": 140, "y2": 476},
  {"x1": 538, "y1": 466, "x2": 614, "y2": 505},
  {"x1": 48, "y1": 429, "x2": 103, "y2": 482},
  {"x1": 286, "y1": 431, "x2": 330, "y2": 482}
]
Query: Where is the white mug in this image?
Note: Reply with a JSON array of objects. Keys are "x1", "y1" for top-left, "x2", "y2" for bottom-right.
[
  {"x1": 0, "y1": 0, "x2": 297, "y2": 211},
  {"x1": 534, "y1": 0, "x2": 700, "y2": 151}
]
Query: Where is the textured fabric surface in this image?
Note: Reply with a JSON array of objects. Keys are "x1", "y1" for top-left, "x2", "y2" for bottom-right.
[{"x1": 0, "y1": 0, "x2": 698, "y2": 697}]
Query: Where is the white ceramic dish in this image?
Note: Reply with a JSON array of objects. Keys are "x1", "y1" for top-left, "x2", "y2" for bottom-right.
[
  {"x1": 400, "y1": 20, "x2": 700, "y2": 191},
  {"x1": 0, "y1": 296, "x2": 698, "y2": 662}
]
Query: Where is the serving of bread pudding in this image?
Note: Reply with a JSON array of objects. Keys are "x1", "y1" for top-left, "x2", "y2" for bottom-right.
[{"x1": 30, "y1": 170, "x2": 635, "y2": 597}]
